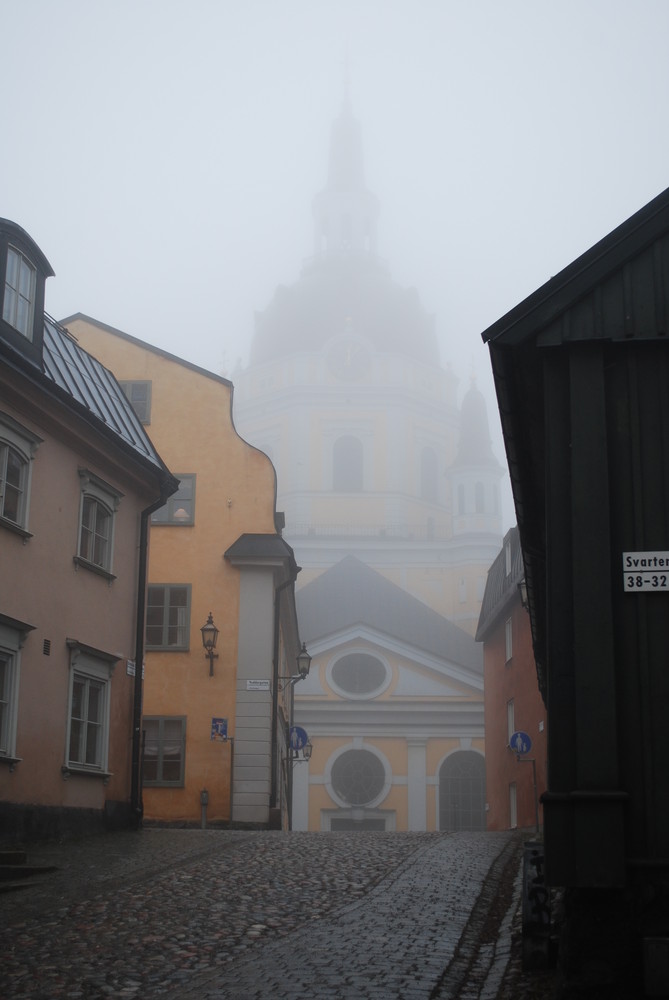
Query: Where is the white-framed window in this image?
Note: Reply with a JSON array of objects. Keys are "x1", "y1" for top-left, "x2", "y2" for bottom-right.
[
  {"x1": 505, "y1": 616, "x2": 513, "y2": 663},
  {"x1": 151, "y1": 474, "x2": 196, "y2": 525},
  {"x1": 64, "y1": 642, "x2": 117, "y2": 778},
  {"x1": 3, "y1": 245, "x2": 36, "y2": 340},
  {"x1": 0, "y1": 619, "x2": 30, "y2": 767},
  {"x1": 0, "y1": 413, "x2": 41, "y2": 535},
  {"x1": 507, "y1": 699, "x2": 515, "y2": 744},
  {"x1": 75, "y1": 470, "x2": 122, "y2": 577},
  {"x1": 118, "y1": 380, "x2": 152, "y2": 424},
  {"x1": 509, "y1": 782, "x2": 518, "y2": 829},
  {"x1": 146, "y1": 584, "x2": 191, "y2": 650},
  {"x1": 143, "y1": 716, "x2": 186, "y2": 786}
]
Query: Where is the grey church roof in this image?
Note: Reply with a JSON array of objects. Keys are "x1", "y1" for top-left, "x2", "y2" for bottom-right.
[{"x1": 296, "y1": 555, "x2": 483, "y2": 674}]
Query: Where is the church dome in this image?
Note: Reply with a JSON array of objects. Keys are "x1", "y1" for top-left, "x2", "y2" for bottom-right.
[
  {"x1": 250, "y1": 256, "x2": 439, "y2": 365},
  {"x1": 249, "y1": 98, "x2": 440, "y2": 367}
]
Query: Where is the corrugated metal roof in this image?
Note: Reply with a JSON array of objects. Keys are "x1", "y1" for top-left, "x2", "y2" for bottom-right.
[
  {"x1": 475, "y1": 526, "x2": 524, "y2": 642},
  {"x1": 42, "y1": 316, "x2": 163, "y2": 468}
]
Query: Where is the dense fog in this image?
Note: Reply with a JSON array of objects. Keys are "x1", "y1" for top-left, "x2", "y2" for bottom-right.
[{"x1": 4, "y1": 0, "x2": 669, "y2": 531}]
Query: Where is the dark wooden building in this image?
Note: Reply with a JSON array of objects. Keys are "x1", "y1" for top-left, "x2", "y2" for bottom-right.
[{"x1": 482, "y1": 188, "x2": 669, "y2": 991}]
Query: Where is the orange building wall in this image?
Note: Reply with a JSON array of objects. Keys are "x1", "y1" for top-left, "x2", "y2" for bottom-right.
[{"x1": 483, "y1": 597, "x2": 547, "y2": 831}]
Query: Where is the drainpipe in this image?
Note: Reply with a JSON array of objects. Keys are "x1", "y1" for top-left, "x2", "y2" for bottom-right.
[
  {"x1": 271, "y1": 577, "x2": 294, "y2": 811},
  {"x1": 131, "y1": 495, "x2": 172, "y2": 826}
]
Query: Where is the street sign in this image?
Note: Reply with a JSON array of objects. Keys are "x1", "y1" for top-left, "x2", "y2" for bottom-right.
[
  {"x1": 623, "y1": 551, "x2": 669, "y2": 592},
  {"x1": 290, "y1": 726, "x2": 309, "y2": 750},
  {"x1": 211, "y1": 718, "x2": 228, "y2": 741},
  {"x1": 247, "y1": 679, "x2": 270, "y2": 691},
  {"x1": 510, "y1": 731, "x2": 532, "y2": 755}
]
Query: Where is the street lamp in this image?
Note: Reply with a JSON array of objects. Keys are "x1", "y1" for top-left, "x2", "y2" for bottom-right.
[
  {"x1": 518, "y1": 578, "x2": 529, "y2": 610},
  {"x1": 200, "y1": 612, "x2": 219, "y2": 677},
  {"x1": 296, "y1": 642, "x2": 312, "y2": 680},
  {"x1": 280, "y1": 642, "x2": 312, "y2": 689}
]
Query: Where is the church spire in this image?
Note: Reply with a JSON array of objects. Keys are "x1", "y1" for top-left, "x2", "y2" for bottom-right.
[{"x1": 312, "y1": 96, "x2": 379, "y2": 258}]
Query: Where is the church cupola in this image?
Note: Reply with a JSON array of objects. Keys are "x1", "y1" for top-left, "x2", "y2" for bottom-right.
[
  {"x1": 312, "y1": 97, "x2": 380, "y2": 259},
  {"x1": 450, "y1": 379, "x2": 504, "y2": 536}
]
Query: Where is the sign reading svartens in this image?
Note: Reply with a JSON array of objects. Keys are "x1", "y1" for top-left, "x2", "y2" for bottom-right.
[{"x1": 623, "y1": 551, "x2": 669, "y2": 591}]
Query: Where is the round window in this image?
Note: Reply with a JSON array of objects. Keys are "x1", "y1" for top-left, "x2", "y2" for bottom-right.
[
  {"x1": 331, "y1": 749, "x2": 385, "y2": 806},
  {"x1": 331, "y1": 653, "x2": 387, "y2": 696}
]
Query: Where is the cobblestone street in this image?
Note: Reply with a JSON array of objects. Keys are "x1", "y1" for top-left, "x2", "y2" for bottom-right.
[{"x1": 2, "y1": 829, "x2": 554, "y2": 999}]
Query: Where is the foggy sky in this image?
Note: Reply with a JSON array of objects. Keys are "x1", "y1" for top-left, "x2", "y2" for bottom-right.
[{"x1": 3, "y1": 0, "x2": 669, "y2": 530}]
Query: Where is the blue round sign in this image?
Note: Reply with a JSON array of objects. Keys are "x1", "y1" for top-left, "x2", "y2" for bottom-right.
[
  {"x1": 510, "y1": 731, "x2": 532, "y2": 755},
  {"x1": 290, "y1": 726, "x2": 309, "y2": 750}
]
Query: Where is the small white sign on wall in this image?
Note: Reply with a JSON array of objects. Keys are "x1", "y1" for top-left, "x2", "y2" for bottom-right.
[{"x1": 247, "y1": 679, "x2": 270, "y2": 691}]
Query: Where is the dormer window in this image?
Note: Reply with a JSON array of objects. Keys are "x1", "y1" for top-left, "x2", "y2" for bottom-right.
[
  {"x1": 0, "y1": 219, "x2": 54, "y2": 365},
  {"x1": 3, "y1": 247, "x2": 36, "y2": 340}
]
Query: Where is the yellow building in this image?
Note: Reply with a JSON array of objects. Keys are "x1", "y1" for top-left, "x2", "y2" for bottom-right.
[
  {"x1": 293, "y1": 558, "x2": 485, "y2": 832},
  {"x1": 62, "y1": 315, "x2": 303, "y2": 829}
]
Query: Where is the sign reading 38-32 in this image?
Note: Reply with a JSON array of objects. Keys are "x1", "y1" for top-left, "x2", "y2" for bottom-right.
[{"x1": 623, "y1": 551, "x2": 669, "y2": 592}]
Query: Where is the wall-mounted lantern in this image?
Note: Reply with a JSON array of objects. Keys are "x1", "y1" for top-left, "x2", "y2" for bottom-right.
[
  {"x1": 200, "y1": 612, "x2": 219, "y2": 677},
  {"x1": 280, "y1": 642, "x2": 312, "y2": 689}
]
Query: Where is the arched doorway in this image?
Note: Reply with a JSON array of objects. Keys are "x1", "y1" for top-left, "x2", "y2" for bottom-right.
[{"x1": 439, "y1": 751, "x2": 485, "y2": 831}]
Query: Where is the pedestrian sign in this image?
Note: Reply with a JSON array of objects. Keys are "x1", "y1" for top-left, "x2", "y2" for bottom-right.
[
  {"x1": 290, "y1": 726, "x2": 309, "y2": 750},
  {"x1": 510, "y1": 731, "x2": 532, "y2": 755}
]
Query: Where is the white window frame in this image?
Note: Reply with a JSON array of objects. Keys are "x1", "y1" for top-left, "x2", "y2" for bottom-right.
[
  {"x1": 505, "y1": 616, "x2": 513, "y2": 664},
  {"x1": 0, "y1": 412, "x2": 41, "y2": 536},
  {"x1": 75, "y1": 469, "x2": 122, "y2": 578},
  {"x1": 3, "y1": 245, "x2": 36, "y2": 340},
  {"x1": 507, "y1": 699, "x2": 515, "y2": 744},
  {"x1": 63, "y1": 641, "x2": 117, "y2": 781},
  {"x1": 509, "y1": 782, "x2": 518, "y2": 829},
  {"x1": 0, "y1": 619, "x2": 30, "y2": 768}
]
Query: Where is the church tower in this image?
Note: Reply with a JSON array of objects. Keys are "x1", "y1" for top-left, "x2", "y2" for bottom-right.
[
  {"x1": 232, "y1": 99, "x2": 502, "y2": 831},
  {"x1": 233, "y1": 98, "x2": 502, "y2": 634}
]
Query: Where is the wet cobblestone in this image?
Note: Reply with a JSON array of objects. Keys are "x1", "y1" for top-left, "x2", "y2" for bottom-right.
[{"x1": 1, "y1": 828, "x2": 527, "y2": 999}]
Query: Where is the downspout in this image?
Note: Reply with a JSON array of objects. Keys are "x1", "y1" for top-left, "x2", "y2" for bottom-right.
[
  {"x1": 131, "y1": 494, "x2": 173, "y2": 826},
  {"x1": 271, "y1": 577, "x2": 294, "y2": 810}
]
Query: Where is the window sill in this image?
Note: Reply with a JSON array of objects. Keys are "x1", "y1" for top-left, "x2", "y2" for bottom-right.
[
  {"x1": 0, "y1": 754, "x2": 22, "y2": 772},
  {"x1": 0, "y1": 516, "x2": 32, "y2": 541},
  {"x1": 143, "y1": 782, "x2": 185, "y2": 789},
  {"x1": 72, "y1": 556, "x2": 116, "y2": 582},
  {"x1": 62, "y1": 764, "x2": 112, "y2": 785}
]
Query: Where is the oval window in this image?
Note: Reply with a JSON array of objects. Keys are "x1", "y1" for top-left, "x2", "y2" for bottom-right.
[{"x1": 331, "y1": 653, "x2": 387, "y2": 696}]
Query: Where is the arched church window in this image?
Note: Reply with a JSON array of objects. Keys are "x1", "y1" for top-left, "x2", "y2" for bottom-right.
[
  {"x1": 420, "y1": 447, "x2": 438, "y2": 503},
  {"x1": 475, "y1": 482, "x2": 485, "y2": 514},
  {"x1": 331, "y1": 749, "x2": 385, "y2": 806},
  {"x1": 439, "y1": 751, "x2": 485, "y2": 831},
  {"x1": 333, "y1": 435, "x2": 363, "y2": 492}
]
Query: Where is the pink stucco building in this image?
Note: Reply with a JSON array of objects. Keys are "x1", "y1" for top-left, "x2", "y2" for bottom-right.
[{"x1": 0, "y1": 220, "x2": 176, "y2": 841}]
